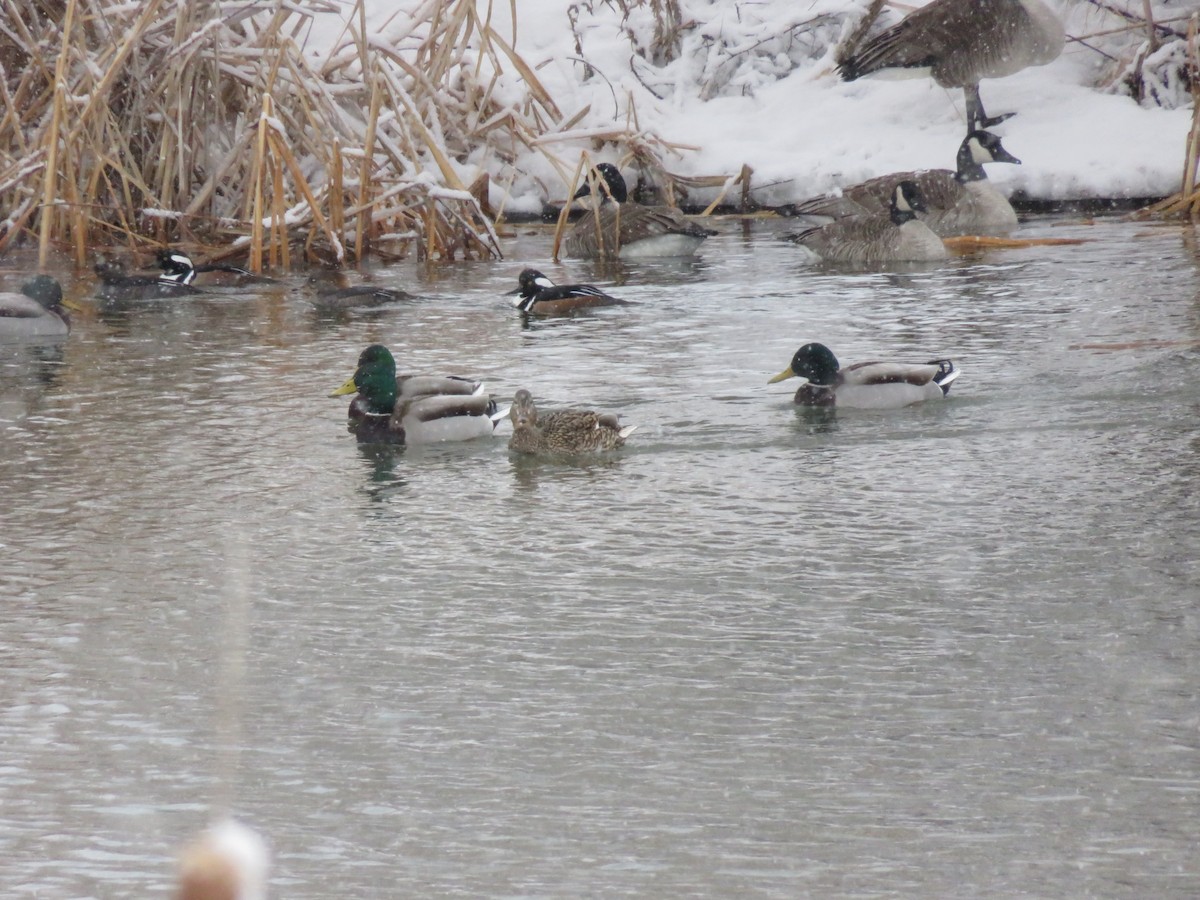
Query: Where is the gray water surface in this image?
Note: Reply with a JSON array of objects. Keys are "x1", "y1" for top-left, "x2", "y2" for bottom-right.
[{"x1": 2, "y1": 215, "x2": 1198, "y2": 897}]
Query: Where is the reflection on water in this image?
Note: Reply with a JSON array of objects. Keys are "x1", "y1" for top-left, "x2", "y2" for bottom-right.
[{"x1": 1, "y1": 216, "x2": 1199, "y2": 897}]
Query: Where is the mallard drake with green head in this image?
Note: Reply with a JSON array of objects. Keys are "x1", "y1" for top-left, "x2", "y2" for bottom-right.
[
  {"x1": 508, "y1": 388, "x2": 636, "y2": 455},
  {"x1": 330, "y1": 344, "x2": 505, "y2": 444},
  {"x1": 0, "y1": 276, "x2": 78, "y2": 342},
  {"x1": 507, "y1": 268, "x2": 625, "y2": 315},
  {"x1": 565, "y1": 163, "x2": 717, "y2": 260},
  {"x1": 769, "y1": 342, "x2": 960, "y2": 409}
]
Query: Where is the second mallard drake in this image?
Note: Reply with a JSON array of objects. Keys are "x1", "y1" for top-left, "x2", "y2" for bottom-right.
[
  {"x1": 508, "y1": 388, "x2": 636, "y2": 455},
  {"x1": 565, "y1": 163, "x2": 717, "y2": 260},
  {"x1": 769, "y1": 342, "x2": 960, "y2": 409},
  {"x1": 0, "y1": 276, "x2": 77, "y2": 342},
  {"x1": 330, "y1": 344, "x2": 504, "y2": 444},
  {"x1": 507, "y1": 268, "x2": 625, "y2": 315}
]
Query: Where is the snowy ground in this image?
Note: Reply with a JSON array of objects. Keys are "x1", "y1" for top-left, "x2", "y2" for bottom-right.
[{"x1": 309, "y1": 1, "x2": 1194, "y2": 213}]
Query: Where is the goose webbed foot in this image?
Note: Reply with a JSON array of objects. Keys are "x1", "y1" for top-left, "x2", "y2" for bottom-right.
[{"x1": 964, "y1": 85, "x2": 1015, "y2": 133}]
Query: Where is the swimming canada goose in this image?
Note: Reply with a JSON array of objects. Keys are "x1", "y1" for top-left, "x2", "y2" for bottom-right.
[
  {"x1": 785, "y1": 181, "x2": 948, "y2": 263},
  {"x1": 565, "y1": 163, "x2": 717, "y2": 260},
  {"x1": 784, "y1": 131, "x2": 1021, "y2": 237},
  {"x1": 837, "y1": 0, "x2": 1064, "y2": 131},
  {"x1": 768, "y1": 342, "x2": 960, "y2": 409},
  {"x1": 0, "y1": 276, "x2": 78, "y2": 342},
  {"x1": 506, "y1": 268, "x2": 626, "y2": 315},
  {"x1": 508, "y1": 388, "x2": 636, "y2": 455},
  {"x1": 330, "y1": 344, "x2": 505, "y2": 444}
]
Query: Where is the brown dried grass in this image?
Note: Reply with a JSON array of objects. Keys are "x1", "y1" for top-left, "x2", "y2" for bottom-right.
[
  {"x1": 1137, "y1": 13, "x2": 1200, "y2": 218},
  {"x1": 0, "y1": 0, "x2": 742, "y2": 270},
  {"x1": 0, "y1": 0, "x2": 539, "y2": 267}
]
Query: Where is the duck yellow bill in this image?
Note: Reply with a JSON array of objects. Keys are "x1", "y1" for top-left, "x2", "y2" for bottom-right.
[
  {"x1": 767, "y1": 367, "x2": 796, "y2": 384},
  {"x1": 61, "y1": 297, "x2": 86, "y2": 312},
  {"x1": 329, "y1": 377, "x2": 358, "y2": 397}
]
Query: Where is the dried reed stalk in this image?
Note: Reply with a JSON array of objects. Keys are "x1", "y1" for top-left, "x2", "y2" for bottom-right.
[
  {"x1": 2, "y1": 0, "x2": 746, "y2": 267},
  {"x1": 1137, "y1": 13, "x2": 1200, "y2": 218},
  {"x1": 2, "y1": 0, "x2": 518, "y2": 264}
]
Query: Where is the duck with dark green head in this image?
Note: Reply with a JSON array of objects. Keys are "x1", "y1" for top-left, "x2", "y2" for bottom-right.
[
  {"x1": 0, "y1": 276, "x2": 80, "y2": 342},
  {"x1": 769, "y1": 342, "x2": 960, "y2": 409},
  {"x1": 330, "y1": 344, "x2": 506, "y2": 444}
]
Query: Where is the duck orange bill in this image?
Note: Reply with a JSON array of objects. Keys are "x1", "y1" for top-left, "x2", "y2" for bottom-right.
[
  {"x1": 767, "y1": 367, "x2": 798, "y2": 384},
  {"x1": 329, "y1": 377, "x2": 358, "y2": 397}
]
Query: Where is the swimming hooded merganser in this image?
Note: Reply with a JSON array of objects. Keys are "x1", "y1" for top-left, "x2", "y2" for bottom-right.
[{"x1": 506, "y1": 268, "x2": 625, "y2": 315}]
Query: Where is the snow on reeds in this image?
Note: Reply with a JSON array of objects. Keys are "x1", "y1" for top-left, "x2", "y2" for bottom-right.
[
  {"x1": 0, "y1": 0, "x2": 571, "y2": 268},
  {"x1": 1137, "y1": 11, "x2": 1200, "y2": 218},
  {"x1": 1, "y1": 0, "x2": 1193, "y2": 268}
]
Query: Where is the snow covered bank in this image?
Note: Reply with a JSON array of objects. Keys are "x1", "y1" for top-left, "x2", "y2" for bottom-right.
[{"x1": 315, "y1": 0, "x2": 1194, "y2": 215}]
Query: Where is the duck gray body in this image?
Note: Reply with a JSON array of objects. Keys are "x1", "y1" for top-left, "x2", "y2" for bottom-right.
[
  {"x1": 787, "y1": 181, "x2": 947, "y2": 263},
  {"x1": 769, "y1": 342, "x2": 961, "y2": 409},
  {"x1": 508, "y1": 388, "x2": 635, "y2": 455},
  {"x1": 0, "y1": 276, "x2": 72, "y2": 342},
  {"x1": 788, "y1": 131, "x2": 1020, "y2": 237},
  {"x1": 565, "y1": 164, "x2": 716, "y2": 260},
  {"x1": 330, "y1": 344, "x2": 504, "y2": 445},
  {"x1": 838, "y1": 0, "x2": 1064, "y2": 130}
]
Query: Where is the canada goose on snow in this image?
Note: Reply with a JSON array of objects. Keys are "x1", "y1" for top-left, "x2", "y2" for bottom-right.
[{"x1": 837, "y1": 0, "x2": 1065, "y2": 132}]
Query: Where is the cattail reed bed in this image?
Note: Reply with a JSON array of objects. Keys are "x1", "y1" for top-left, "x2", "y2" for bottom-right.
[
  {"x1": 3, "y1": 0, "x2": 1192, "y2": 272},
  {"x1": 1138, "y1": 12, "x2": 1200, "y2": 219},
  {"x1": 0, "y1": 0, "x2": 598, "y2": 270}
]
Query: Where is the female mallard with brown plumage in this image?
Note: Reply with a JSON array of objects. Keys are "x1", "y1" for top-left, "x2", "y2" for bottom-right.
[
  {"x1": 330, "y1": 344, "x2": 506, "y2": 444},
  {"x1": 508, "y1": 388, "x2": 636, "y2": 455}
]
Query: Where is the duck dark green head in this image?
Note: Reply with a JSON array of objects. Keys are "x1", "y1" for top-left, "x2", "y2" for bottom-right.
[
  {"x1": 330, "y1": 344, "x2": 398, "y2": 414},
  {"x1": 769, "y1": 342, "x2": 841, "y2": 386},
  {"x1": 21, "y1": 275, "x2": 64, "y2": 309}
]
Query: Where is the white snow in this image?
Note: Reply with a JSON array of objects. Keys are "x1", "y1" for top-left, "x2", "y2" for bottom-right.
[{"x1": 301, "y1": 0, "x2": 1194, "y2": 213}]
